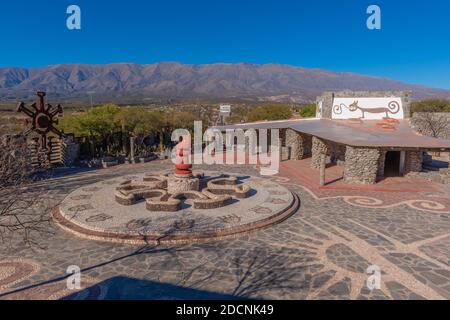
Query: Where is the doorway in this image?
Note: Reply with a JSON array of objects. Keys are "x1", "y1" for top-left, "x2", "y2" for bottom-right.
[{"x1": 384, "y1": 151, "x2": 401, "y2": 177}]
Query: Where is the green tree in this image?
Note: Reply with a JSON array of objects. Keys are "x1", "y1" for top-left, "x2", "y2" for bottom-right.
[
  {"x1": 60, "y1": 104, "x2": 121, "y2": 137},
  {"x1": 115, "y1": 108, "x2": 163, "y2": 135},
  {"x1": 59, "y1": 104, "x2": 121, "y2": 156}
]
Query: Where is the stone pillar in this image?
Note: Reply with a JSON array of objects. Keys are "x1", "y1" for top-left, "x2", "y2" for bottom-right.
[
  {"x1": 319, "y1": 153, "x2": 326, "y2": 186},
  {"x1": 344, "y1": 146, "x2": 380, "y2": 184},
  {"x1": 311, "y1": 137, "x2": 328, "y2": 169},
  {"x1": 286, "y1": 129, "x2": 312, "y2": 160},
  {"x1": 404, "y1": 150, "x2": 423, "y2": 174}
]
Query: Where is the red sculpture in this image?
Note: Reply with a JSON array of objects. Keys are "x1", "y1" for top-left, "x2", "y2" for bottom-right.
[{"x1": 175, "y1": 135, "x2": 192, "y2": 176}]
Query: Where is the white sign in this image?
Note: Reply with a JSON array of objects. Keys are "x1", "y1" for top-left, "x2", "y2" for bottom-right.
[
  {"x1": 220, "y1": 105, "x2": 231, "y2": 114},
  {"x1": 332, "y1": 97, "x2": 404, "y2": 120}
]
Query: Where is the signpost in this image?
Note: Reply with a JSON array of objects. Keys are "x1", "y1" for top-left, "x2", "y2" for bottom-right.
[{"x1": 219, "y1": 104, "x2": 231, "y2": 125}]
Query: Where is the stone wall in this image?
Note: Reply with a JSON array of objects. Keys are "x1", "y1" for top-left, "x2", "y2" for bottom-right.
[
  {"x1": 316, "y1": 91, "x2": 412, "y2": 119},
  {"x1": 280, "y1": 147, "x2": 290, "y2": 161},
  {"x1": 404, "y1": 150, "x2": 423, "y2": 174},
  {"x1": 311, "y1": 137, "x2": 328, "y2": 169},
  {"x1": 407, "y1": 169, "x2": 450, "y2": 185},
  {"x1": 279, "y1": 129, "x2": 287, "y2": 147},
  {"x1": 377, "y1": 150, "x2": 387, "y2": 178},
  {"x1": 61, "y1": 136, "x2": 80, "y2": 166},
  {"x1": 344, "y1": 146, "x2": 380, "y2": 184},
  {"x1": 285, "y1": 129, "x2": 312, "y2": 160}
]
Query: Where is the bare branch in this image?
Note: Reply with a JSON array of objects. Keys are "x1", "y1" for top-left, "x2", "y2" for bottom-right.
[{"x1": 0, "y1": 134, "x2": 55, "y2": 249}]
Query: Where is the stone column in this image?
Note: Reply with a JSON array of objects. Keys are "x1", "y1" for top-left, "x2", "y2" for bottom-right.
[
  {"x1": 311, "y1": 137, "x2": 328, "y2": 169},
  {"x1": 344, "y1": 146, "x2": 380, "y2": 184},
  {"x1": 319, "y1": 153, "x2": 326, "y2": 186}
]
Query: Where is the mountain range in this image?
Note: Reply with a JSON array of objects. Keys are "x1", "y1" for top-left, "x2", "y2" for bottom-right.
[{"x1": 1, "y1": 62, "x2": 449, "y2": 103}]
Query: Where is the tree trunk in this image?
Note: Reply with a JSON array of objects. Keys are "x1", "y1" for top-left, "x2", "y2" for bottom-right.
[
  {"x1": 130, "y1": 136, "x2": 135, "y2": 163},
  {"x1": 122, "y1": 123, "x2": 127, "y2": 154},
  {"x1": 90, "y1": 136, "x2": 95, "y2": 159},
  {"x1": 159, "y1": 131, "x2": 165, "y2": 154}
]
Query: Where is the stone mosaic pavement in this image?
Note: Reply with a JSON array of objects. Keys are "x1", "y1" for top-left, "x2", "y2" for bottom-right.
[
  {"x1": 0, "y1": 160, "x2": 449, "y2": 300},
  {"x1": 56, "y1": 171, "x2": 296, "y2": 244},
  {"x1": 280, "y1": 159, "x2": 450, "y2": 213}
]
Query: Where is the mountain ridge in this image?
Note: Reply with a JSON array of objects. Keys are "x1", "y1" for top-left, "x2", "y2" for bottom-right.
[{"x1": 1, "y1": 62, "x2": 449, "y2": 103}]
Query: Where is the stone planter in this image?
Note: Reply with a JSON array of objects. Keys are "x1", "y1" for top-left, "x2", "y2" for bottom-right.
[{"x1": 167, "y1": 175, "x2": 200, "y2": 194}]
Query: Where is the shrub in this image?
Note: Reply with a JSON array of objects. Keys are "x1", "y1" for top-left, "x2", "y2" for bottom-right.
[
  {"x1": 298, "y1": 104, "x2": 316, "y2": 118},
  {"x1": 411, "y1": 99, "x2": 450, "y2": 113}
]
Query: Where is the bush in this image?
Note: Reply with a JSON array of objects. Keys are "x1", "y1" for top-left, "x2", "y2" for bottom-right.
[
  {"x1": 298, "y1": 104, "x2": 316, "y2": 118},
  {"x1": 411, "y1": 99, "x2": 450, "y2": 113}
]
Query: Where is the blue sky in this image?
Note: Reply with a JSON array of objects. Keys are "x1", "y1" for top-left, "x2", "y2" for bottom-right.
[{"x1": 0, "y1": 0, "x2": 449, "y2": 89}]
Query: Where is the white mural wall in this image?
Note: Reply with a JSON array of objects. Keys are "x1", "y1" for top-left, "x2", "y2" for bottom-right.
[{"x1": 332, "y1": 97, "x2": 404, "y2": 120}]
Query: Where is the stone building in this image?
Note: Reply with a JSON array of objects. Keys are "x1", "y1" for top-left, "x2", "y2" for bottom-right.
[{"x1": 216, "y1": 91, "x2": 450, "y2": 185}]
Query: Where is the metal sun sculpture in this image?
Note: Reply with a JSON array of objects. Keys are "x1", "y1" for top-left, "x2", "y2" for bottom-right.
[{"x1": 17, "y1": 91, "x2": 64, "y2": 151}]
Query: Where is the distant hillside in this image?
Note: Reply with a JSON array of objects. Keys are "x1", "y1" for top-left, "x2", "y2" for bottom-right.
[{"x1": 1, "y1": 62, "x2": 449, "y2": 103}]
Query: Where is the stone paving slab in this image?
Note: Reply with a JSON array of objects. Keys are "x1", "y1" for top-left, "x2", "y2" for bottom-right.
[{"x1": 0, "y1": 160, "x2": 449, "y2": 300}]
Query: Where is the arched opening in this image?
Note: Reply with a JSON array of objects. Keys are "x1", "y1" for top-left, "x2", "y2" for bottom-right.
[{"x1": 384, "y1": 151, "x2": 401, "y2": 177}]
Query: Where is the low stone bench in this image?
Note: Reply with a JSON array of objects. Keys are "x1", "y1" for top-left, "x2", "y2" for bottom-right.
[
  {"x1": 102, "y1": 157, "x2": 119, "y2": 168},
  {"x1": 139, "y1": 154, "x2": 157, "y2": 163},
  {"x1": 207, "y1": 177, "x2": 252, "y2": 198}
]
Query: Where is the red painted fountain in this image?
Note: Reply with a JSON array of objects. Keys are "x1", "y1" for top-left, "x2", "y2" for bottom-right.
[{"x1": 167, "y1": 135, "x2": 201, "y2": 194}]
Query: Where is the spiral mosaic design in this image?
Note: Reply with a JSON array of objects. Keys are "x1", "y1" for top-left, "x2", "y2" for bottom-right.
[
  {"x1": 344, "y1": 196, "x2": 384, "y2": 207},
  {"x1": 408, "y1": 200, "x2": 446, "y2": 212},
  {"x1": 0, "y1": 260, "x2": 39, "y2": 292}
]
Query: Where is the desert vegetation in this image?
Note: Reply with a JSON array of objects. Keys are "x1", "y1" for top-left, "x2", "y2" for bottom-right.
[
  {"x1": 58, "y1": 104, "x2": 206, "y2": 158},
  {"x1": 410, "y1": 99, "x2": 450, "y2": 113}
]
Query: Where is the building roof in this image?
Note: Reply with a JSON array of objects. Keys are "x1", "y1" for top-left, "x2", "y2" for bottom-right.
[{"x1": 214, "y1": 119, "x2": 450, "y2": 149}]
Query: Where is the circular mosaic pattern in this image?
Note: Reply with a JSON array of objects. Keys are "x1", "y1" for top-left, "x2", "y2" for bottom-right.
[{"x1": 54, "y1": 171, "x2": 299, "y2": 245}]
